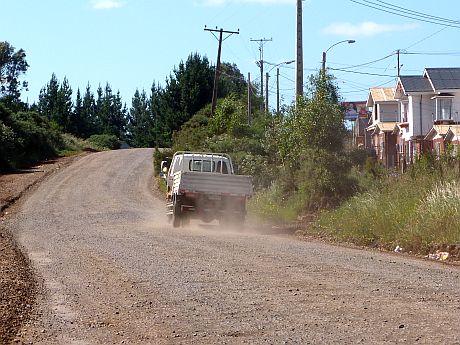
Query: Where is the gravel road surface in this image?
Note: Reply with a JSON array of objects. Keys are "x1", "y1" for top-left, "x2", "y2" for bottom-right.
[{"x1": 7, "y1": 148, "x2": 460, "y2": 344}]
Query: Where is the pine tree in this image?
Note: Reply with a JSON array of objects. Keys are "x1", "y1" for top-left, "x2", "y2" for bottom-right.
[
  {"x1": 82, "y1": 84, "x2": 98, "y2": 137},
  {"x1": 38, "y1": 73, "x2": 59, "y2": 122},
  {"x1": 56, "y1": 77, "x2": 73, "y2": 132},
  {"x1": 70, "y1": 88, "x2": 83, "y2": 136},
  {"x1": 128, "y1": 89, "x2": 151, "y2": 147}
]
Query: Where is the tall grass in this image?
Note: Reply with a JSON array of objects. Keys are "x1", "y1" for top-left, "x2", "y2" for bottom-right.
[{"x1": 310, "y1": 162, "x2": 460, "y2": 253}]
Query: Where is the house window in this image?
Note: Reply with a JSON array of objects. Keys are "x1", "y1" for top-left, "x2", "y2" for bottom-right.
[
  {"x1": 434, "y1": 97, "x2": 453, "y2": 121},
  {"x1": 405, "y1": 142, "x2": 410, "y2": 163},
  {"x1": 435, "y1": 142, "x2": 441, "y2": 157},
  {"x1": 380, "y1": 139, "x2": 384, "y2": 160},
  {"x1": 401, "y1": 102, "x2": 408, "y2": 123}
]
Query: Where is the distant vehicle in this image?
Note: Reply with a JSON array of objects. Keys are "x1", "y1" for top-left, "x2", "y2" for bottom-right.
[{"x1": 161, "y1": 152, "x2": 253, "y2": 228}]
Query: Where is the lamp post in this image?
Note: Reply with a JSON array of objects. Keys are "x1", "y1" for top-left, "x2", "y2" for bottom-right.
[
  {"x1": 322, "y1": 39, "x2": 355, "y2": 73},
  {"x1": 266, "y1": 60, "x2": 295, "y2": 114}
]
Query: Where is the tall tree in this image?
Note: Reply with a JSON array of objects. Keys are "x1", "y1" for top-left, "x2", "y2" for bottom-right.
[
  {"x1": 0, "y1": 41, "x2": 29, "y2": 107},
  {"x1": 56, "y1": 77, "x2": 73, "y2": 132},
  {"x1": 38, "y1": 73, "x2": 59, "y2": 122},
  {"x1": 70, "y1": 88, "x2": 83, "y2": 136},
  {"x1": 82, "y1": 84, "x2": 98, "y2": 137},
  {"x1": 128, "y1": 89, "x2": 151, "y2": 147}
]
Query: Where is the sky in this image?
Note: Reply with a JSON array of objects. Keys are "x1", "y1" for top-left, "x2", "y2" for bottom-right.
[{"x1": 3, "y1": 0, "x2": 460, "y2": 111}]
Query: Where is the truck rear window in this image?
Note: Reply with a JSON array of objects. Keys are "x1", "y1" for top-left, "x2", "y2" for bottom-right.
[{"x1": 189, "y1": 159, "x2": 229, "y2": 174}]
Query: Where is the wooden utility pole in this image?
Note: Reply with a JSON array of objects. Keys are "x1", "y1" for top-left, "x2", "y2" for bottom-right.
[
  {"x1": 276, "y1": 67, "x2": 280, "y2": 115},
  {"x1": 296, "y1": 0, "x2": 303, "y2": 98},
  {"x1": 265, "y1": 72, "x2": 269, "y2": 113},
  {"x1": 397, "y1": 49, "x2": 401, "y2": 77},
  {"x1": 251, "y1": 38, "x2": 272, "y2": 110},
  {"x1": 247, "y1": 72, "x2": 252, "y2": 124},
  {"x1": 205, "y1": 26, "x2": 239, "y2": 116}
]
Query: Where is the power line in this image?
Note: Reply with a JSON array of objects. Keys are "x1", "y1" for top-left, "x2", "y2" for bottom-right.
[
  {"x1": 331, "y1": 52, "x2": 396, "y2": 71},
  {"x1": 350, "y1": 0, "x2": 460, "y2": 28},
  {"x1": 402, "y1": 51, "x2": 460, "y2": 56},
  {"x1": 205, "y1": 26, "x2": 240, "y2": 116},
  {"x1": 329, "y1": 68, "x2": 395, "y2": 77},
  {"x1": 375, "y1": 0, "x2": 460, "y2": 25}
]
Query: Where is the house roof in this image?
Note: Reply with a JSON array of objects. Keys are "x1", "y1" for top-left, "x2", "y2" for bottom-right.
[
  {"x1": 424, "y1": 125, "x2": 452, "y2": 140},
  {"x1": 398, "y1": 76, "x2": 433, "y2": 93},
  {"x1": 425, "y1": 68, "x2": 460, "y2": 90},
  {"x1": 445, "y1": 125, "x2": 460, "y2": 141},
  {"x1": 367, "y1": 87, "x2": 396, "y2": 107},
  {"x1": 368, "y1": 122, "x2": 398, "y2": 134}
]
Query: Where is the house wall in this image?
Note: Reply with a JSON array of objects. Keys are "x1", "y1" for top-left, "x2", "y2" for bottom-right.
[
  {"x1": 451, "y1": 92, "x2": 460, "y2": 122},
  {"x1": 379, "y1": 103, "x2": 398, "y2": 122},
  {"x1": 433, "y1": 137, "x2": 445, "y2": 156},
  {"x1": 407, "y1": 94, "x2": 435, "y2": 138}
]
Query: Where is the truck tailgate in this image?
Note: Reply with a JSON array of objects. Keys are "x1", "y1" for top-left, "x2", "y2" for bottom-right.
[{"x1": 173, "y1": 171, "x2": 253, "y2": 196}]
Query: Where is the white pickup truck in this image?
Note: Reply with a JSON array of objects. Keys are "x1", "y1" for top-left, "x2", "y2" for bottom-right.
[{"x1": 162, "y1": 151, "x2": 253, "y2": 227}]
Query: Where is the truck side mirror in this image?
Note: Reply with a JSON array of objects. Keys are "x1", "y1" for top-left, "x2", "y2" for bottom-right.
[{"x1": 160, "y1": 160, "x2": 169, "y2": 178}]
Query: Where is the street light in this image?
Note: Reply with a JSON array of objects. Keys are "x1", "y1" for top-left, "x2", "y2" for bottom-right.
[
  {"x1": 267, "y1": 60, "x2": 295, "y2": 114},
  {"x1": 322, "y1": 39, "x2": 355, "y2": 73}
]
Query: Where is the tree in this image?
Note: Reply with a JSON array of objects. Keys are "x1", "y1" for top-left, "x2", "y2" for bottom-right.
[
  {"x1": 218, "y1": 62, "x2": 247, "y2": 97},
  {"x1": 82, "y1": 84, "x2": 98, "y2": 137},
  {"x1": 94, "y1": 83, "x2": 127, "y2": 139},
  {"x1": 0, "y1": 41, "x2": 29, "y2": 106},
  {"x1": 56, "y1": 77, "x2": 73, "y2": 132},
  {"x1": 38, "y1": 73, "x2": 59, "y2": 122},
  {"x1": 128, "y1": 89, "x2": 151, "y2": 147}
]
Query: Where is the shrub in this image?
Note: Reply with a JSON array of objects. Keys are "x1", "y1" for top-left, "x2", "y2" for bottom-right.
[{"x1": 86, "y1": 134, "x2": 120, "y2": 150}]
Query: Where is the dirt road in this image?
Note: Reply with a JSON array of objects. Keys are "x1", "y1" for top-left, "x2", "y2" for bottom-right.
[{"x1": 7, "y1": 148, "x2": 460, "y2": 344}]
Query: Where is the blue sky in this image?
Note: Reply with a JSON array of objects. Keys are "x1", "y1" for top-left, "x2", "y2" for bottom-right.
[{"x1": 3, "y1": 0, "x2": 460, "y2": 110}]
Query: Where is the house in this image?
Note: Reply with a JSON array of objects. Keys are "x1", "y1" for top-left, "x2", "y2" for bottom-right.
[
  {"x1": 394, "y1": 68, "x2": 460, "y2": 164},
  {"x1": 445, "y1": 126, "x2": 460, "y2": 157},
  {"x1": 348, "y1": 101, "x2": 371, "y2": 148},
  {"x1": 366, "y1": 87, "x2": 399, "y2": 167}
]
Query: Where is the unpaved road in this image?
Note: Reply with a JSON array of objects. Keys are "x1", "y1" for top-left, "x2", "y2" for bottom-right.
[{"x1": 6, "y1": 148, "x2": 460, "y2": 344}]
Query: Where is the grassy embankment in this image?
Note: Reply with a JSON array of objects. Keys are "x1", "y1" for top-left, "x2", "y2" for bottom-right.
[
  {"x1": 309, "y1": 160, "x2": 460, "y2": 256},
  {"x1": 58, "y1": 133, "x2": 121, "y2": 156}
]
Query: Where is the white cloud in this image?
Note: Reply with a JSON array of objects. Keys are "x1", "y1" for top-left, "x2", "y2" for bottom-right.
[
  {"x1": 197, "y1": 0, "x2": 295, "y2": 6},
  {"x1": 322, "y1": 21, "x2": 419, "y2": 37},
  {"x1": 91, "y1": 0, "x2": 126, "y2": 10}
]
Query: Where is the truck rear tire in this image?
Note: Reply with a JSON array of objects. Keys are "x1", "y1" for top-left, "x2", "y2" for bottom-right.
[{"x1": 172, "y1": 197, "x2": 182, "y2": 228}]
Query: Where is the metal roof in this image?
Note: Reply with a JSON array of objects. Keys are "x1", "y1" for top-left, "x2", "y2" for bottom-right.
[
  {"x1": 398, "y1": 76, "x2": 433, "y2": 93},
  {"x1": 425, "y1": 68, "x2": 460, "y2": 90}
]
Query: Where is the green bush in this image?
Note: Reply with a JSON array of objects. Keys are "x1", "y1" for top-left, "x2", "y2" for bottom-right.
[
  {"x1": 86, "y1": 134, "x2": 120, "y2": 150},
  {"x1": 248, "y1": 182, "x2": 308, "y2": 224},
  {"x1": 0, "y1": 104, "x2": 63, "y2": 171}
]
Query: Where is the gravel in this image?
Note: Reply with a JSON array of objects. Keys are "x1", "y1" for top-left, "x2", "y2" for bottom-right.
[{"x1": 2, "y1": 148, "x2": 460, "y2": 344}]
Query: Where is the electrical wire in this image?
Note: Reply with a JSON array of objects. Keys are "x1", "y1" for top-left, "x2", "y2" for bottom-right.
[
  {"x1": 350, "y1": 0, "x2": 460, "y2": 29},
  {"x1": 332, "y1": 52, "x2": 396, "y2": 71},
  {"x1": 329, "y1": 68, "x2": 395, "y2": 77}
]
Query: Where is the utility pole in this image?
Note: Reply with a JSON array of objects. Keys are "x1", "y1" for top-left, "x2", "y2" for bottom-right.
[
  {"x1": 247, "y1": 72, "x2": 252, "y2": 124},
  {"x1": 205, "y1": 26, "x2": 239, "y2": 116},
  {"x1": 296, "y1": 0, "x2": 303, "y2": 98},
  {"x1": 397, "y1": 49, "x2": 400, "y2": 77},
  {"x1": 265, "y1": 72, "x2": 269, "y2": 113},
  {"x1": 276, "y1": 67, "x2": 280, "y2": 115},
  {"x1": 251, "y1": 38, "x2": 272, "y2": 110}
]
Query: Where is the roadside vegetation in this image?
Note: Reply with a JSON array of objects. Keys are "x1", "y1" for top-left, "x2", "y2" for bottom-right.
[
  {"x1": 2, "y1": 39, "x2": 458, "y2": 256},
  {"x1": 311, "y1": 156, "x2": 460, "y2": 255}
]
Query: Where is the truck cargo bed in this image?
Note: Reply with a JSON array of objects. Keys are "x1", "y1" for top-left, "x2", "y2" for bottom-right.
[{"x1": 172, "y1": 171, "x2": 253, "y2": 197}]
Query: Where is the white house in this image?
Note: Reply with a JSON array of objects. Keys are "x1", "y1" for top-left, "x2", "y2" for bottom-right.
[{"x1": 393, "y1": 68, "x2": 460, "y2": 164}]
